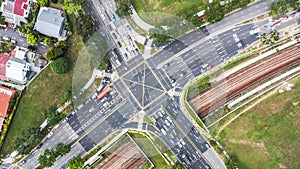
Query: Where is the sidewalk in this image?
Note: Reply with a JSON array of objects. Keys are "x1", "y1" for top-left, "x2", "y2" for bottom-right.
[{"x1": 130, "y1": 6, "x2": 154, "y2": 32}]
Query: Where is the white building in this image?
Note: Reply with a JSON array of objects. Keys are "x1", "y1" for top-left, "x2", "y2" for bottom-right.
[
  {"x1": 34, "y1": 7, "x2": 66, "y2": 39},
  {"x1": 0, "y1": 0, "x2": 31, "y2": 27},
  {"x1": 14, "y1": 48, "x2": 26, "y2": 60},
  {"x1": 6, "y1": 57, "x2": 30, "y2": 83}
]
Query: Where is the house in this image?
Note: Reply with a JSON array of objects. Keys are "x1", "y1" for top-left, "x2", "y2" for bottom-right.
[
  {"x1": 0, "y1": 86, "x2": 15, "y2": 118},
  {"x1": 34, "y1": 7, "x2": 66, "y2": 39},
  {"x1": 6, "y1": 56, "x2": 30, "y2": 83},
  {"x1": 0, "y1": 86, "x2": 15, "y2": 132},
  {"x1": 0, "y1": 54, "x2": 10, "y2": 81},
  {"x1": 14, "y1": 48, "x2": 26, "y2": 60},
  {"x1": 0, "y1": 0, "x2": 31, "y2": 27}
]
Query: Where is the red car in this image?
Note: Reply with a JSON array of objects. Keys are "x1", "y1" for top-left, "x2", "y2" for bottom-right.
[{"x1": 207, "y1": 65, "x2": 214, "y2": 70}]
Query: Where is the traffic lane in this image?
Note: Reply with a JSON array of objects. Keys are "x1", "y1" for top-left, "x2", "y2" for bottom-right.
[
  {"x1": 21, "y1": 122, "x2": 78, "y2": 169},
  {"x1": 206, "y1": 0, "x2": 273, "y2": 33},
  {"x1": 78, "y1": 105, "x2": 134, "y2": 152},
  {"x1": 146, "y1": 61, "x2": 173, "y2": 91},
  {"x1": 179, "y1": 28, "x2": 208, "y2": 47},
  {"x1": 152, "y1": 108, "x2": 210, "y2": 168},
  {"x1": 48, "y1": 142, "x2": 86, "y2": 169},
  {"x1": 0, "y1": 28, "x2": 49, "y2": 55},
  {"x1": 150, "y1": 40, "x2": 189, "y2": 66},
  {"x1": 113, "y1": 80, "x2": 141, "y2": 111},
  {"x1": 163, "y1": 98, "x2": 208, "y2": 146},
  {"x1": 78, "y1": 97, "x2": 124, "y2": 135},
  {"x1": 85, "y1": 0, "x2": 103, "y2": 29}
]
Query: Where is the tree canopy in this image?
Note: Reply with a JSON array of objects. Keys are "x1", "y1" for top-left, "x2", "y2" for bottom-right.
[
  {"x1": 63, "y1": 0, "x2": 84, "y2": 14},
  {"x1": 149, "y1": 26, "x2": 171, "y2": 44},
  {"x1": 50, "y1": 57, "x2": 70, "y2": 74},
  {"x1": 116, "y1": 0, "x2": 132, "y2": 18},
  {"x1": 14, "y1": 127, "x2": 42, "y2": 154},
  {"x1": 204, "y1": 2, "x2": 224, "y2": 23},
  {"x1": 38, "y1": 148, "x2": 56, "y2": 168},
  {"x1": 27, "y1": 33, "x2": 37, "y2": 46},
  {"x1": 45, "y1": 41, "x2": 68, "y2": 61},
  {"x1": 37, "y1": 0, "x2": 49, "y2": 7},
  {"x1": 270, "y1": 0, "x2": 298, "y2": 17},
  {"x1": 68, "y1": 156, "x2": 84, "y2": 169}
]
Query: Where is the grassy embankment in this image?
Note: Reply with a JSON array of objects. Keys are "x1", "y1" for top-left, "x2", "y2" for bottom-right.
[{"x1": 218, "y1": 76, "x2": 300, "y2": 168}]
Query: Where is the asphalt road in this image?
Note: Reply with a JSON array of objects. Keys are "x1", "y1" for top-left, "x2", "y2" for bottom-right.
[
  {"x1": 0, "y1": 28, "x2": 49, "y2": 55},
  {"x1": 9, "y1": 1, "x2": 285, "y2": 169}
]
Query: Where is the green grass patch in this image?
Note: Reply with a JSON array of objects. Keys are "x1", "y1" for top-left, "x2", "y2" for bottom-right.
[
  {"x1": 131, "y1": 0, "x2": 205, "y2": 26},
  {"x1": 187, "y1": 76, "x2": 211, "y2": 100},
  {"x1": 218, "y1": 76, "x2": 300, "y2": 168},
  {"x1": 183, "y1": 101, "x2": 205, "y2": 129},
  {"x1": 49, "y1": 1, "x2": 64, "y2": 10},
  {"x1": 0, "y1": 15, "x2": 83, "y2": 156},
  {"x1": 143, "y1": 115, "x2": 154, "y2": 125},
  {"x1": 135, "y1": 40, "x2": 145, "y2": 54},
  {"x1": 140, "y1": 161, "x2": 152, "y2": 169}
]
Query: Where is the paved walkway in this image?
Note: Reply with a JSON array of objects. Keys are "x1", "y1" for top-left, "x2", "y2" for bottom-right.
[
  {"x1": 130, "y1": 6, "x2": 154, "y2": 32},
  {"x1": 0, "y1": 80, "x2": 25, "y2": 90},
  {"x1": 82, "y1": 69, "x2": 103, "y2": 90}
]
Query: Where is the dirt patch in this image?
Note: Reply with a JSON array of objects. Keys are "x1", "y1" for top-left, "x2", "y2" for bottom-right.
[{"x1": 226, "y1": 139, "x2": 269, "y2": 156}]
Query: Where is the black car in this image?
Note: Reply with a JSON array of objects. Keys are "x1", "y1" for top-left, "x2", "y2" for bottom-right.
[
  {"x1": 37, "y1": 143, "x2": 43, "y2": 149},
  {"x1": 117, "y1": 41, "x2": 122, "y2": 48}
]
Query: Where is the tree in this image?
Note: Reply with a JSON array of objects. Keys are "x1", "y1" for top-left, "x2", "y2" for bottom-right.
[
  {"x1": 0, "y1": 14, "x2": 6, "y2": 25},
  {"x1": 44, "y1": 106, "x2": 63, "y2": 126},
  {"x1": 45, "y1": 42, "x2": 67, "y2": 61},
  {"x1": 149, "y1": 26, "x2": 171, "y2": 44},
  {"x1": 38, "y1": 149, "x2": 56, "y2": 168},
  {"x1": 27, "y1": 33, "x2": 37, "y2": 46},
  {"x1": 50, "y1": 57, "x2": 70, "y2": 74},
  {"x1": 63, "y1": 0, "x2": 85, "y2": 14},
  {"x1": 37, "y1": 0, "x2": 49, "y2": 7},
  {"x1": 43, "y1": 37, "x2": 57, "y2": 47},
  {"x1": 55, "y1": 142, "x2": 71, "y2": 156},
  {"x1": 68, "y1": 156, "x2": 84, "y2": 169},
  {"x1": 205, "y1": 2, "x2": 224, "y2": 23},
  {"x1": 14, "y1": 127, "x2": 43, "y2": 155},
  {"x1": 98, "y1": 55, "x2": 109, "y2": 71},
  {"x1": 116, "y1": 0, "x2": 132, "y2": 18}
]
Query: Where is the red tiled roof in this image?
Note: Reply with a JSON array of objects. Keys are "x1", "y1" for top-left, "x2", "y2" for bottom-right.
[
  {"x1": 14, "y1": 0, "x2": 28, "y2": 16},
  {"x1": 0, "y1": 86, "x2": 15, "y2": 118},
  {"x1": 0, "y1": 54, "x2": 10, "y2": 80},
  {"x1": 0, "y1": 93, "x2": 10, "y2": 118}
]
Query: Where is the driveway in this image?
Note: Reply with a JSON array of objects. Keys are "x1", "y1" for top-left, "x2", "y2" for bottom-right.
[{"x1": 0, "y1": 28, "x2": 49, "y2": 55}]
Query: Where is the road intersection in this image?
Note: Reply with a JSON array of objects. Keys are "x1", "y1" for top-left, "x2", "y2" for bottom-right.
[{"x1": 12, "y1": 0, "x2": 290, "y2": 169}]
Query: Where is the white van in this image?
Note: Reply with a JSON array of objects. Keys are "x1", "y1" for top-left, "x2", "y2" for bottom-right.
[{"x1": 3, "y1": 36, "x2": 10, "y2": 41}]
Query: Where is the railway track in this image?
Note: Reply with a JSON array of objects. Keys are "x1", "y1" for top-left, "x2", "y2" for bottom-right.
[
  {"x1": 97, "y1": 141, "x2": 146, "y2": 169},
  {"x1": 189, "y1": 45, "x2": 300, "y2": 118}
]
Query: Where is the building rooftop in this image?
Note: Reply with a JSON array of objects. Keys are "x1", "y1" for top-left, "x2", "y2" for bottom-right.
[
  {"x1": 14, "y1": 0, "x2": 28, "y2": 16},
  {"x1": 34, "y1": 7, "x2": 65, "y2": 38},
  {"x1": 6, "y1": 57, "x2": 29, "y2": 83},
  {"x1": 0, "y1": 54, "x2": 10, "y2": 81},
  {"x1": 14, "y1": 49, "x2": 26, "y2": 60},
  {"x1": 0, "y1": 86, "x2": 15, "y2": 118}
]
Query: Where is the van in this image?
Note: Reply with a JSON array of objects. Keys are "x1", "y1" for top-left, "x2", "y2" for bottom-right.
[
  {"x1": 11, "y1": 39, "x2": 17, "y2": 44},
  {"x1": 3, "y1": 36, "x2": 10, "y2": 41}
]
